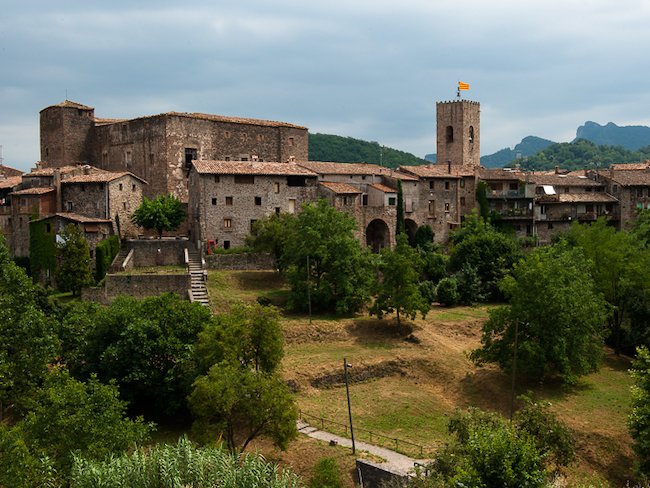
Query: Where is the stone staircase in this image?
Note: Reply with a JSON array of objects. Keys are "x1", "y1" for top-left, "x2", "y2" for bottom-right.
[{"x1": 187, "y1": 249, "x2": 209, "y2": 307}]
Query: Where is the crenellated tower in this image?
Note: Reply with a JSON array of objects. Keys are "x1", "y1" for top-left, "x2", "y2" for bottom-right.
[{"x1": 436, "y1": 100, "x2": 480, "y2": 167}]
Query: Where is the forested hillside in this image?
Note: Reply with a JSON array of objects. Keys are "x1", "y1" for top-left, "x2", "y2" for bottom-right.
[
  {"x1": 308, "y1": 133, "x2": 428, "y2": 168},
  {"x1": 510, "y1": 139, "x2": 650, "y2": 171}
]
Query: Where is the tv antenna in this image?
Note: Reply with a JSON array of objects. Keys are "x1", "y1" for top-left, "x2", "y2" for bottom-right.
[{"x1": 0, "y1": 145, "x2": 3, "y2": 165}]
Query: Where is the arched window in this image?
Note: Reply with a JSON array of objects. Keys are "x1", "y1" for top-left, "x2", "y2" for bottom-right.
[
  {"x1": 446, "y1": 126, "x2": 454, "y2": 143},
  {"x1": 469, "y1": 126, "x2": 475, "y2": 143}
]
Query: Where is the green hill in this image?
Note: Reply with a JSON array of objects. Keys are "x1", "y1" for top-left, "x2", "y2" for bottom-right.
[
  {"x1": 481, "y1": 136, "x2": 556, "y2": 168},
  {"x1": 512, "y1": 139, "x2": 650, "y2": 171},
  {"x1": 308, "y1": 133, "x2": 429, "y2": 169}
]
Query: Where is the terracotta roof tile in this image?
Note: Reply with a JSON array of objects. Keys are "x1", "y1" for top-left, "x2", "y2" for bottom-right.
[
  {"x1": 9, "y1": 187, "x2": 55, "y2": 196},
  {"x1": 298, "y1": 161, "x2": 385, "y2": 175},
  {"x1": 26, "y1": 165, "x2": 86, "y2": 177},
  {"x1": 63, "y1": 172, "x2": 147, "y2": 184},
  {"x1": 53, "y1": 212, "x2": 112, "y2": 223},
  {"x1": 610, "y1": 162, "x2": 650, "y2": 171},
  {"x1": 537, "y1": 193, "x2": 618, "y2": 204},
  {"x1": 526, "y1": 173, "x2": 602, "y2": 187},
  {"x1": 478, "y1": 168, "x2": 525, "y2": 180},
  {"x1": 0, "y1": 164, "x2": 24, "y2": 177},
  {"x1": 193, "y1": 160, "x2": 318, "y2": 176},
  {"x1": 400, "y1": 164, "x2": 476, "y2": 178},
  {"x1": 607, "y1": 169, "x2": 650, "y2": 186},
  {"x1": 369, "y1": 183, "x2": 396, "y2": 193},
  {"x1": 105, "y1": 111, "x2": 307, "y2": 130},
  {"x1": 41, "y1": 100, "x2": 93, "y2": 111},
  {"x1": 319, "y1": 182, "x2": 362, "y2": 194},
  {"x1": 0, "y1": 176, "x2": 23, "y2": 190}
]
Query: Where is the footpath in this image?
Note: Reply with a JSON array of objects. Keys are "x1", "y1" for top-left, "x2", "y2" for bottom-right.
[{"x1": 297, "y1": 420, "x2": 428, "y2": 476}]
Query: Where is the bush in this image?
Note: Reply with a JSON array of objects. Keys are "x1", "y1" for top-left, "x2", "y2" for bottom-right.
[
  {"x1": 419, "y1": 280, "x2": 436, "y2": 305},
  {"x1": 436, "y1": 277, "x2": 459, "y2": 307},
  {"x1": 310, "y1": 457, "x2": 342, "y2": 488}
]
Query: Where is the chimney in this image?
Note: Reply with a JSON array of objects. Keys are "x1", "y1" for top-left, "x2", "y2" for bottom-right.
[
  {"x1": 447, "y1": 159, "x2": 452, "y2": 174},
  {"x1": 53, "y1": 169, "x2": 62, "y2": 213},
  {"x1": 555, "y1": 166, "x2": 560, "y2": 174}
]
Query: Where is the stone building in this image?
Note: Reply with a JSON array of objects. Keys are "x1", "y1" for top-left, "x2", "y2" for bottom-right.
[
  {"x1": 436, "y1": 100, "x2": 481, "y2": 168},
  {"x1": 39, "y1": 101, "x2": 309, "y2": 204},
  {"x1": 598, "y1": 167, "x2": 650, "y2": 229},
  {"x1": 60, "y1": 172, "x2": 147, "y2": 238},
  {"x1": 6, "y1": 187, "x2": 57, "y2": 257},
  {"x1": 0, "y1": 164, "x2": 23, "y2": 178},
  {"x1": 188, "y1": 161, "x2": 319, "y2": 249}
]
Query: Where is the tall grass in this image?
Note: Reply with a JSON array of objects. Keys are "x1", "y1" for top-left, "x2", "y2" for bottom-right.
[{"x1": 71, "y1": 436, "x2": 303, "y2": 488}]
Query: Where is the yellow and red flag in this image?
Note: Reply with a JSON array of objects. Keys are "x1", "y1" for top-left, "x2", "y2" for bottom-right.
[{"x1": 458, "y1": 81, "x2": 470, "y2": 91}]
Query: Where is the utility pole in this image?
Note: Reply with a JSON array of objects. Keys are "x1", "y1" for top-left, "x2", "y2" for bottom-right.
[
  {"x1": 509, "y1": 320, "x2": 520, "y2": 420},
  {"x1": 307, "y1": 255, "x2": 312, "y2": 325},
  {"x1": 344, "y1": 358, "x2": 356, "y2": 454}
]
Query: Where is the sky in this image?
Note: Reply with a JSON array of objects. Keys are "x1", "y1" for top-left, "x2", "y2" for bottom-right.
[{"x1": 2, "y1": 0, "x2": 650, "y2": 172}]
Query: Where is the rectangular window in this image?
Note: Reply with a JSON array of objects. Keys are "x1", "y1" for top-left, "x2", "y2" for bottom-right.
[
  {"x1": 250, "y1": 220, "x2": 257, "y2": 232},
  {"x1": 509, "y1": 182, "x2": 518, "y2": 191},
  {"x1": 45, "y1": 223, "x2": 51, "y2": 233},
  {"x1": 288, "y1": 137, "x2": 295, "y2": 146},
  {"x1": 224, "y1": 156, "x2": 231, "y2": 161},
  {"x1": 125, "y1": 151, "x2": 132, "y2": 166},
  {"x1": 234, "y1": 175, "x2": 255, "y2": 184},
  {"x1": 445, "y1": 181, "x2": 450, "y2": 190},
  {"x1": 123, "y1": 202, "x2": 127, "y2": 210},
  {"x1": 66, "y1": 201, "x2": 73, "y2": 211},
  {"x1": 287, "y1": 176, "x2": 306, "y2": 187},
  {"x1": 223, "y1": 240, "x2": 231, "y2": 249},
  {"x1": 388, "y1": 197, "x2": 396, "y2": 206},
  {"x1": 132, "y1": 184, "x2": 136, "y2": 192},
  {"x1": 275, "y1": 207, "x2": 281, "y2": 215},
  {"x1": 119, "y1": 183, "x2": 123, "y2": 191},
  {"x1": 429, "y1": 180, "x2": 434, "y2": 190},
  {"x1": 362, "y1": 194, "x2": 368, "y2": 206},
  {"x1": 460, "y1": 179, "x2": 465, "y2": 188},
  {"x1": 254, "y1": 196, "x2": 262, "y2": 206},
  {"x1": 214, "y1": 175, "x2": 220, "y2": 183},
  {"x1": 428, "y1": 200, "x2": 435, "y2": 216},
  {"x1": 185, "y1": 148, "x2": 198, "y2": 170},
  {"x1": 548, "y1": 222, "x2": 554, "y2": 229},
  {"x1": 225, "y1": 196, "x2": 233, "y2": 206},
  {"x1": 638, "y1": 188, "x2": 644, "y2": 198},
  {"x1": 211, "y1": 198, "x2": 217, "y2": 205},
  {"x1": 613, "y1": 184, "x2": 618, "y2": 193},
  {"x1": 460, "y1": 197, "x2": 466, "y2": 206},
  {"x1": 288, "y1": 199, "x2": 296, "y2": 214},
  {"x1": 223, "y1": 218, "x2": 232, "y2": 228},
  {"x1": 81, "y1": 184, "x2": 86, "y2": 192},
  {"x1": 444, "y1": 202, "x2": 450, "y2": 212},
  {"x1": 274, "y1": 182, "x2": 280, "y2": 193}
]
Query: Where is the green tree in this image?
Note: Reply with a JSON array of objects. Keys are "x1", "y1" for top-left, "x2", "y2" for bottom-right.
[
  {"x1": 55, "y1": 224, "x2": 93, "y2": 295},
  {"x1": 20, "y1": 368, "x2": 152, "y2": 473},
  {"x1": 284, "y1": 200, "x2": 374, "y2": 314},
  {"x1": 436, "y1": 277, "x2": 459, "y2": 307},
  {"x1": 188, "y1": 362, "x2": 297, "y2": 453},
  {"x1": 195, "y1": 303, "x2": 284, "y2": 374},
  {"x1": 130, "y1": 194, "x2": 186, "y2": 238},
  {"x1": 0, "y1": 235, "x2": 58, "y2": 418},
  {"x1": 567, "y1": 218, "x2": 650, "y2": 354},
  {"x1": 246, "y1": 212, "x2": 298, "y2": 272},
  {"x1": 471, "y1": 245, "x2": 607, "y2": 384},
  {"x1": 429, "y1": 408, "x2": 548, "y2": 487},
  {"x1": 370, "y1": 233, "x2": 429, "y2": 327},
  {"x1": 81, "y1": 294, "x2": 211, "y2": 418},
  {"x1": 414, "y1": 224, "x2": 435, "y2": 251},
  {"x1": 629, "y1": 345, "x2": 650, "y2": 477},
  {"x1": 449, "y1": 212, "x2": 522, "y2": 300},
  {"x1": 0, "y1": 424, "x2": 59, "y2": 488}
]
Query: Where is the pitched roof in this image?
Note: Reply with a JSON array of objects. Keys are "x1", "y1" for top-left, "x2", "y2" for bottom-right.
[
  {"x1": 478, "y1": 168, "x2": 526, "y2": 181},
  {"x1": 9, "y1": 187, "x2": 55, "y2": 196},
  {"x1": 41, "y1": 100, "x2": 93, "y2": 112},
  {"x1": 610, "y1": 161, "x2": 650, "y2": 171},
  {"x1": 193, "y1": 160, "x2": 317, "y2": 176},
  {"x1": 400, "y1": 164, "x2": 476, "y2": 178},
  {"x1": 0, "y1": 164, "x2": 24, "y2": 177},
  {"x1": 25, "y1": 165, "x2": 85, "y2": 177},
  {"x1": 607, "y1": 169, "x2": 650, "y2": 186},
  {"x1": 62, "y1": 171, "x2": 147, "y2": 184},
  {"x1": 319, "y1": 182, "x2": 362, "y2": 194},
  {"x1": 298, "y1": 161, "x2": 386, "y2": 175},
  {"x1": 369, "y1": 183, "x2": 396, "y2": 193},
  {"x1": 0, "y1": 176, "x2": 23, "y2": 190},
  {"x1": 538, "y1": 193, "x2": 618, "y2": 204},
  {"x1": 52, "y1": 212, "x2": 112, "y2": 223},
  {"x1": 526, "y1": 173, "x2": 602, "y2": 187}
]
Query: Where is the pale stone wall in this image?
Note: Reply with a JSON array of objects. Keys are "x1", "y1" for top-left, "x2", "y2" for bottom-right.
[{"x1": 436, "y1": 100, "x2": 481, "y2": 167}]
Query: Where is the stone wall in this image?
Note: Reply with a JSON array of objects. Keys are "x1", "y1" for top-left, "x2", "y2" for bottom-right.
[
  {"x1": 61, "y1": 182, "x2": 107, "y2": 217},
  {"x1": 436, "y1": 100, "x2": 481, "y2": 168},
  {"x1": 40, "y1": 104, "x2": 95, "y2": 166},
  {"x1": 205, "y1": 253, "x2": 275, "y2": 270},
  {"x1": 356, "y1": 459, "x2": 410, "y2": 488},
  {"x1": 107, "y1": 176, "x2": 145, "y2": 238},
  {"x1": 123, "y1": 238, "x2": 188, "y2": 266},
  {"x1": 104, "y1": 273, "x2": 190, "y2": 300}
]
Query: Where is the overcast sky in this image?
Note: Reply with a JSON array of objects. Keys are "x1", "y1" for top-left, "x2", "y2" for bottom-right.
[{"x1": 2, "y1": 0, "x2": 650, "y2": 171}]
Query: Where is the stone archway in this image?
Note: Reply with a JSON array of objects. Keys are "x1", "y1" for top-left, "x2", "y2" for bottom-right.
[
  {"x1": 405, "y1": 219, "x2": 418, "y2": 246},
  {"x1": 366, "y1": 219, "x2": 390, "y2": 253}
]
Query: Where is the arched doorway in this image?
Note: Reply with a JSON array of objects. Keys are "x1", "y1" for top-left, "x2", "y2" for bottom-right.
[
  {"x1": 405, "y1": 219, "x2": 418, "y2": 246},
  {"x1": 366, "y1": 219, "x2": 390, "y2": 252}
]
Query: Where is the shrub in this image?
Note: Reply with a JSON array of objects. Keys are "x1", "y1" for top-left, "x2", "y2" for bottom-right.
[
  {"x1": 310, "y1": 457, "x2": 342, "y2": 488},
  {"x1": 436, "y1": 277, "x2": 459, "y2": 307}
]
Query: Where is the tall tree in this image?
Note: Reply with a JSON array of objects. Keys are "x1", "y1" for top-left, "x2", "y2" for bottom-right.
[
  {"x1": 55, "y1": 224, "x2": 93, "y2": 295},
  {"x1": 471, "y1": 244, "x2": 607, "y2": 384},
  {"x1": 630, "y1": 346, "x2": 650, "y2": 477},
  {"x1": 130, "y1": 194, "x2": 186, "y2": 238},
  {"x1": 0, "y1": 235, "x2": 58, "y2": 418},
  {"x1": 370, "y1": 233, "x2": 429, "y2": 327},
  {"x1": 284, "y1": 200, "x2": 374, "y2": 314}
]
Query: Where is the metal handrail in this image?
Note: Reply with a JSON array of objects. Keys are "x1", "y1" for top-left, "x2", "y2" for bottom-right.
[{"x1": 299, "y1": 410, "x2": 431, "y2": 458}]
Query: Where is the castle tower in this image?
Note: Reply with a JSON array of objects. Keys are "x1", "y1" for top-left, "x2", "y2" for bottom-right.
[
  {"x1": 40, "y1": 101, "x2": 95, "y2": 167},
  {"x1": 436, "y1": 100, "x2": 480, "y2": 167}
]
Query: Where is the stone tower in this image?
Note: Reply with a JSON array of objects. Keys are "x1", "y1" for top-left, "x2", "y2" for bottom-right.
[
  {"x1": 436, "y1": 100, "x2": 480, "y2": 167},
  {"x1": 40, "y1": 101, "x2": 95, "y2": 167}
]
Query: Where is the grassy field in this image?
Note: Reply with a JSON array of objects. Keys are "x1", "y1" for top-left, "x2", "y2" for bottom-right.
[{"x1": 207, "y1": 270, "x2": 636, "y2": 487}]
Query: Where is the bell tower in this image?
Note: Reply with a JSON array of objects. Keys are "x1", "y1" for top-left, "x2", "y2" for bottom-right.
[{"x1": 436, "y1": 100, "x2": 480, "y2": 167}]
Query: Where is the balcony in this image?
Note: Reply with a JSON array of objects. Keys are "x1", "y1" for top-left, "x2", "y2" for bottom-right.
[{"x1": 490, "y1": 207, "x2": 533, "y2": 219}]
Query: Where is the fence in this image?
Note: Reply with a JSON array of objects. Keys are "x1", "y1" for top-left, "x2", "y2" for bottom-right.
[{"x1": 299, "y1": 410, "x2": 431, "y2": 458}]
